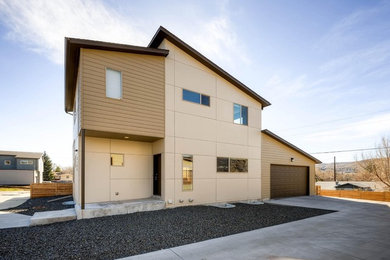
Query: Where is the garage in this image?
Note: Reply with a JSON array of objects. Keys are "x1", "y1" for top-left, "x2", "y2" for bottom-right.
[
  {"x1": 270, "y1": 165, "x2": 309, "y2": 198},
  {"x1": 261, "y1": 129, "x2": 321, "y2": 200}
]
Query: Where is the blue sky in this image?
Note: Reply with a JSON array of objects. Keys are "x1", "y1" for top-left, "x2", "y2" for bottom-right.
[{"x1": 0, "y1": 0, "x2": 389, "y2": 166}]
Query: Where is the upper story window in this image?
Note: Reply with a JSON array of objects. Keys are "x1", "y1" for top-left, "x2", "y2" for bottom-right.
[
  {"x1": 4, "y1": 160, "x2": 11, "y2": 165},
  {"x1": 106, "y1": 68, "x2": 122, "y2": 99},
  {"x1": 234, "y1": 103, "x2": 248, "y2": 125},
  {"x1": 20, "y1": 160, "x2": 33, "y2": 165},
  {"x1": 183, "y1": 89, "x2": 210, "y2": 106}
]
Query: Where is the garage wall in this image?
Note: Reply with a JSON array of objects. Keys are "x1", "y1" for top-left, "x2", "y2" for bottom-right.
[{"x1": 261, "y1": 133, "x2": 316, "y2": 199}]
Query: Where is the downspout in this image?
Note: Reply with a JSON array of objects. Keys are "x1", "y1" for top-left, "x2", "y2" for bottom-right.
[{"x1": 81, "y1": 129, "x2": 85, "y2": 210}]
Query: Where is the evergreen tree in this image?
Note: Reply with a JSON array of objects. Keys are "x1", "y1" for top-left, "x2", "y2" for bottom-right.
[
  {"x1": 55, "y1": 166, "x2": 62, "y2": 172},
  {"x1": 43, "y1": 151, "x2": 54, "y2": 181}
]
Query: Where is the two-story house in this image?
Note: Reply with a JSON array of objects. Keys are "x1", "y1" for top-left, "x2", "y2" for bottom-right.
[
  {"x1": 65, "y1": 26, "x2": 321, "y2": 219},
  {"x1": 0, "y1": 150, "x2": 43, "y2": 185}
]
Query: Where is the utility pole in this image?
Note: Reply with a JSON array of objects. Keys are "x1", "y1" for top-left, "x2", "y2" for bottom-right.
[{"x1": 333, "y1": 156, "x2": 336, "y2": 182}]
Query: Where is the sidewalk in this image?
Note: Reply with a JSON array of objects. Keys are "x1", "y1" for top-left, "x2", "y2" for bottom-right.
[
  {"x1": 0, "y1": 191, "x2": 31, "y2": 228},
  {"x1": 123, "y1": 196, "x2": 390, "y2": 260}
]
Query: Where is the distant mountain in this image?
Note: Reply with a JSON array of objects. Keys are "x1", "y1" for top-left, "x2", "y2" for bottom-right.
[{"x1": 316, "y1": 161, "x2": 358, "y2": 174}]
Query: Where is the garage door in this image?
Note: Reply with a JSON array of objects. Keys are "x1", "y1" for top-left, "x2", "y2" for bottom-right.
[{"x1": 271, "y1": 165, "x2": 309, "y2": 198}]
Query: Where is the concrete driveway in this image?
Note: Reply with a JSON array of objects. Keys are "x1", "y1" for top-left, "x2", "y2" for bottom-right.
[
  {"x1": 124, "y1": 196, "x2": 390, "y2": 260},
  {"x1": 0, "y1": 191, "x2": 31, "y2": 228}
]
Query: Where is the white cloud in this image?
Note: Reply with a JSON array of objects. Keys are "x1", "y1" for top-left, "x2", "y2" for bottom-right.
[{"x1": 0, "y1": 0, "x2": 149, "y2": 64}]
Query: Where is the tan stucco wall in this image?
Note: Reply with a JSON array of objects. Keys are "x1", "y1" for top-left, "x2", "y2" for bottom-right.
[
  {"x1": 261, "y1": 133, "x2": 316, "y2": 199},
  {"x1": 160, "y1": 39, "x2": 263, "y2": 206},
  {"x1": 84, "y1": 137, "x2": 153, "y2": 203}
]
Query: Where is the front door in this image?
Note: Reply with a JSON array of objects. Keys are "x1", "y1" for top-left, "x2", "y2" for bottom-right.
[{"x1": 153, "y1": 154, "x2": 161, "y2": 196}]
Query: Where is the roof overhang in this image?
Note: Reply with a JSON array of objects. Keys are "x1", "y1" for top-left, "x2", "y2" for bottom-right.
[
  {"x1": 261, "y1": 129, "x2": 322, "y2": 164},
  {"x1": 148, "y1": 26, "x2": 271, "y2": 108},
  {"x1": 64, "y1": 38, "x2": 169, "y2": 112}
]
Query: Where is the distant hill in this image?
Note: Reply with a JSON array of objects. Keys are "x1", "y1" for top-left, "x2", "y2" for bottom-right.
[{"x1": 316, "y1": 161, "x2": 357, "y2": 174}]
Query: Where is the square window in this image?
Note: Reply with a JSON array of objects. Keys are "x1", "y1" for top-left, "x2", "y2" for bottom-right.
[
  {"x1": 111, "y1": 154, "x2": 124, "y2": 166},
  {"x1": 217, "y1": 157, "x2": 229, "y2": 172},
  {"x1": 233, "y1": 103, "x2": 248, "y2": 125},
  {"x1": 106, "y1": 68, "x2": 122, "y2": 99},
  {"x1": 230, "y1": 158, "x2": 248, "y2": 172}
]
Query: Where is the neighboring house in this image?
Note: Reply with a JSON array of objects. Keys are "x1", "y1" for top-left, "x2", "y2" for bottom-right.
[
  {"x1": 335, "y1": 183, "x2": 372, "y2": 191},
  {"x1": 64, "y1": 26, "x2": 321, "y2": 217},
  {"x1": 0, "y1": 151, "x2": 43, "y2": 185},
  {"x1": 54, "y1": 172, "x2": 73, "y2": 182},
  {"x1": 317, "y1": 181, "x2": 387, "y2": 192}
]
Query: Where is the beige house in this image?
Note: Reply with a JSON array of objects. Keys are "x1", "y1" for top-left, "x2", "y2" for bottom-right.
[{"x1": 64, "y1": 26, "x2": 321, "y2": 218}]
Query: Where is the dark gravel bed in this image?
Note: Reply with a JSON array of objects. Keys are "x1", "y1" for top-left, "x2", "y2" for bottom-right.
[
  {"x1": 0, "y1": 196, "x2": 74, "y2": 216},
  {"x1": 0, "y1": 203, "x2": 335, "y2": 260}
]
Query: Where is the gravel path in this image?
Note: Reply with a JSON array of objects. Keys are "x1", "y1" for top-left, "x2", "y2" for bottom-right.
[
  {"x1": 0, "y1": 203, "x2": 334, "y2": 260},
  {"x1": 0, "y1": 196, "x2": 74, "y2": 216}
]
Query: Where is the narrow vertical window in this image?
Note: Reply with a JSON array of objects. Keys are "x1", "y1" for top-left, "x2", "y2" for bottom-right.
[
  {"x1": 233, "y1": 103, "x2": 248, "y2": 125},
  {"x1": 106, "y1": 68, "x2": 122, "y2": 99},
  {"x1": 217, "y1": 157, "x2": 229, "y2": 172},
  {"x1": 182, "y1": 155, "x2": 193, "y2": 191}
]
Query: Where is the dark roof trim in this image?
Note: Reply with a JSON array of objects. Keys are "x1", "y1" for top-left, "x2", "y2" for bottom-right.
[
  {"x1": 262, "y1": 129, "x2": 322, "y2": 164},
  {"x1": 148, "y1": 26, "x2": 271, "y2": 108},
  {"x1": 64, "y1": 38, "x2": 169, "y2": 112}
]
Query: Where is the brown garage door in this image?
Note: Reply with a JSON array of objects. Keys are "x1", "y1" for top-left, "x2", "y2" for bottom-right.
[{"x1": 271, "y1": 165, "x2": 309, "y2": 198}]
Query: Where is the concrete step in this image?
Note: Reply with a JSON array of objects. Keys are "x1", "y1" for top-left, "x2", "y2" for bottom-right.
[
  {"x1": 30, "y1": 208, "x2": 76, "y2": 226},
  {"x1": 76, "y1": 198, "x2": 166, "y2": 219}
]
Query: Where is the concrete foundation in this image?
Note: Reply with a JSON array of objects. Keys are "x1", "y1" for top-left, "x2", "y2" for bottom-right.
[
  {"x1": 30, "y1": 208, "x2": 76, "y2": 226},
  {"x1": 75, "y1": 198, "x2": 166, "y2": 219}
]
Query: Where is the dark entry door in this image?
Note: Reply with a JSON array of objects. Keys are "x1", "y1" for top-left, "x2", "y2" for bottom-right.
[
  {"x1": 271, "y1": 165, "x2": 309, "y2": 198},
  {"x1": 153, "y1": 154, "x2": 161, "y2": 196}
]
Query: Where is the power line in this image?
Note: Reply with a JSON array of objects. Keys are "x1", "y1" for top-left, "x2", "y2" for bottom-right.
[{"x1": 310, "y1": 146, "x2": 390, "y2": 154}]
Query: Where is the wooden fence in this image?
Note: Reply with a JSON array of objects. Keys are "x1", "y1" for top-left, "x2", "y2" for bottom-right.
[
  {"x1": 316, "y1": 185, "x2": 390, "y2": 202},
  {"x1": 30, "y1": 183, "x2": 73, "y2": 198}
]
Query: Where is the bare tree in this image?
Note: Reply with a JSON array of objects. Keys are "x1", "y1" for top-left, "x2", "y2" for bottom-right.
[{"x1": 359, "y1": 137, "x2": 390, "y2": 188}]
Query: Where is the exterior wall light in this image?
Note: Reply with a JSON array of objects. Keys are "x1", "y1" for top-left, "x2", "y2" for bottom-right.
[{"x1": 291, "y1": 157, "x2": 295, "y2": 162}]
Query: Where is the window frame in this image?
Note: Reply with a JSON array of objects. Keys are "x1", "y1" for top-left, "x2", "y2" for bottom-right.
[
  {"x1": 105, "y1": 67, "x2": 122, "y2": 100},
  {"x1": 19, "y1": 159, "x2": 33, "y2": 165},
  {"x1": 182, "y1": 154, "x2": 193, "y2": 191},
  {"x1": 233, "y1": 103, "x2": 248, "y2": 126},
  {"x1": 216, "y1": 157, "x2": 229, "y2": 172},
  {"x1": 182, "y1": 89, "x2": 210, "y2": 107},
  {"x1": 229, "y1": 158, "x2": 248, "y2": 173},
  {"x1": 110, "y1": 153, "x2": 124, "y2": 167}
]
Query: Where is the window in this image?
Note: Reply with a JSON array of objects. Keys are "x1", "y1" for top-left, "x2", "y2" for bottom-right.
[
  {"x1": 106, "y1": 68, "x2": 122, "y2": 99},
  {"x1": 110, "y1": 154, "x2": 124, "y2": 166},
  {"x1": 233, "y1": 103, "x2": 248, "y2": 125},
  {"x1": 4, "y1": 160, "x2": 11, "y2": 165},
  {"x1": 230, "y1": 158, "x2": 248, "y2": 172},
  {"x1": 182, "y1": 155, "x2": 193, "y2": 191},
  {"x1": 20, "y1": 160, "x2": 33, "y2": 165},
  {"x1": 183, "y1": 89, "x2": 210, "y2": 106},
  {"x1": 217, "y1": 157, "x2": 229, "y2": 172}
]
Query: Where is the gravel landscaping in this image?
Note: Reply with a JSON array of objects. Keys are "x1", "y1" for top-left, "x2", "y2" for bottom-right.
[
  {"x1": 0, "y1": 196, "x2": 74, "y2": 216},
  {"x1": 0, "y1": 203, "x2": 334, "y2": 260}
]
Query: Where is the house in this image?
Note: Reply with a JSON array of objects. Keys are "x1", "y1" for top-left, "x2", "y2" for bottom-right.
[
  {"x1": 0, "y1": 150, "x2": 43, "y2": 185},
  {"x1": 54, "y1": 172, "x2": 73, "y2": 182},
  {"x1": 64, "y1": 26, "x2": 321, "y2": 218},
  {"x1": 335, "y1": 183, "x2": 372, "y2": 191}
]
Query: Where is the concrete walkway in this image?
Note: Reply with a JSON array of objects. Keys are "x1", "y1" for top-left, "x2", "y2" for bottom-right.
[
  {"x1": 0, "y1": 191, "x2": 31, "y2": 229},
  {"x1": 123, "y1": 196, "x2": 390, "y2": 260}
]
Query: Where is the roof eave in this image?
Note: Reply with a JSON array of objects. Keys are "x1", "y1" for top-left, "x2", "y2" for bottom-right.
[
  {"x1": 261, "y1": 129, "x2": 322, "y2": 164},
  {"x1": 148, "y1": 26, "x2": 271, "y2": 108}
]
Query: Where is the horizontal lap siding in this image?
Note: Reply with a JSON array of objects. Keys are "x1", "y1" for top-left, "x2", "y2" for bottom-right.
[
  {"x1": 81, "y1": 49, "x2": 165, "y2": 138},
  {"x1": 261, "y1": 133, "x2": 316, "y2": 199}
]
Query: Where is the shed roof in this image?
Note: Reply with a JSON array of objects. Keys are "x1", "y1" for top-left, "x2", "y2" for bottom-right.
[{"x1": 261, "y1": 129, "x2": 322, "y2": 164}]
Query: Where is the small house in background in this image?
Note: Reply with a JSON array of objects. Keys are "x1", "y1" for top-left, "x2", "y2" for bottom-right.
[
  {"x1": 0, "y1": 150, "x2": 43, "y2": 185},
  {"x1": 335, "y1": 182, "x2": 372, "y2": 191},
  {"x1": 54, "y1": 171, "x2": 73, "y2": 182}
]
